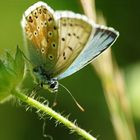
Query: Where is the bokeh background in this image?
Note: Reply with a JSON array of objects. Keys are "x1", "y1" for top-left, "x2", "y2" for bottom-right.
[{"x1": 0, "y1": 0, "x2": 140, "y2": 140}]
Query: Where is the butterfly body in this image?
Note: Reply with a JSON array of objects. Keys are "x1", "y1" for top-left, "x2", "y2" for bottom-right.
[
  {"x1": 33, "y1": 65, "x2": 58, "y2": 92},
  {"x1": 21, "y1": 1, "x2": 119, "y2": 92}
]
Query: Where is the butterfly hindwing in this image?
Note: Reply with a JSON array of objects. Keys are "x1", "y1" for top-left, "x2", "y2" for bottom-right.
[
  {"x1": 57, "y1": 25, "x2": 119, "y2": 79},
  {"x1": 51, "y1": 11, "x2": 95, "y2": 77}
]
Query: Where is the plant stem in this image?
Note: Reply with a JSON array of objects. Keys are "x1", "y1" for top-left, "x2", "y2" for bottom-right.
[
  {"x1": 12, "y1": 89, "x2": 96, "y2": 140},
  {"x1": 80, "y1": 0, "x2": 137, "y2": 140}
]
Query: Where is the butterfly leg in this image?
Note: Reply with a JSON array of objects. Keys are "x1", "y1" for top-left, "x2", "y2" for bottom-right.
[
  {"x1": 51, "y1": 92, "x2": 58, "y2": 107},
  {"x1": 29, "y1": 83, "x2": 42, "y2": 98}
]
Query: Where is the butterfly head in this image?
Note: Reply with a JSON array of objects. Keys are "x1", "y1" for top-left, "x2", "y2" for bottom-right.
[
  {"x1": 33, "y1": 66, "x2": 58, "y2": 92},
  {"x1": 46, "y1": 78, "x2": 58, "y2": 93}
]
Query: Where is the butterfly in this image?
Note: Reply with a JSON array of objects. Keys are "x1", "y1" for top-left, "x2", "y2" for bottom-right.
[{"x1": 21, "y1": 1, "x2": 119, "y2": 93}]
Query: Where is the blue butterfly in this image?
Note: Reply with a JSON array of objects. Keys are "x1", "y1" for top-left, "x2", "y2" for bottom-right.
[{"x1": 21, "y1": 1, "x2": 119, "y2": 92}]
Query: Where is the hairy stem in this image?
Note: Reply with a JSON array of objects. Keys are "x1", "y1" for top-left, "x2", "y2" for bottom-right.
[{"x1": 12, "y1": 89, "x2": 96, "y2": 140}]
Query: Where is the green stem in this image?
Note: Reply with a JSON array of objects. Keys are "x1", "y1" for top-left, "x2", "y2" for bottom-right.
[{"x1": 12, "y1": 89, "x2": 96, "y2": 140}]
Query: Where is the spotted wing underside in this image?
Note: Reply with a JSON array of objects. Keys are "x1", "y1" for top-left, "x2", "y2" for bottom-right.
[
  {"x1": 51, "y1": 11, "x2": 95, "y2": 77},
  {"x1": 57, "y1": 26, "x2": 119, "y2": 79},
  {"x1": 21, "y1": 2, "x2": 119, "y2": 80},
  {"x1": 21, "y1": 2, "x2": 59, "y2": 74}
]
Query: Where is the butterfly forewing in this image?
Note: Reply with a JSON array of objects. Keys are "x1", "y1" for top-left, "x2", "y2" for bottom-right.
[
  {"x1": 51, "y1": 12, "x2": 95, "y2": 77},
  {"x1": 22, "y1": 2, "x2": 59, "y2": 74}
]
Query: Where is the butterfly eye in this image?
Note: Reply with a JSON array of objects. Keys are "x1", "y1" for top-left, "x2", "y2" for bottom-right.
[
  {"x1": 48, "y1": 31, "x2": 53, "y2": 37},
  {"x1": 49, "y1": 80, "x2": 58, "y2": 91},
  {"x1": 48, "y1": 54, "x2": 54, "y2": 60},
  {"x1": 51, "y1": 42, "x2": 57, "y2": 49},
  {"x1": 50, "y1": 82, "x2": 56, "y2": 89}
]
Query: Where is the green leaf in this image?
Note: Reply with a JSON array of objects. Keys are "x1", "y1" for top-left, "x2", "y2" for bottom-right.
[
  {"x1": 0, "y1": 47, "x2": 25, "y2": 103},
  {"x1": 0, "y1": 60, "x2": 15, "y2": 102},
  {"x1": 14, "y1": 46, "x2": 25, "y2": 80},
  {"x1": 6, "y1": 52, "x2": 15, "y2": 70}
]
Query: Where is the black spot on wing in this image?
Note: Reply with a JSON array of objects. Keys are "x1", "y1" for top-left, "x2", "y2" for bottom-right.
[
  {"x1": 54, "y1": 26, "x2": 57, "y2": 30},
  {"x1": 62, "y1": 38, "x2": 65, "y2": 41},
  {"x1": 63, "y1": 52, "x2": 66, "y2": 60},
  {"x1": 68, "y1": 46, "x2": 73, "y2": 51},
  {"x1": 48, "y1": 17, "x2": 53, "y2": 22},
  {"x1": 68, "y1": 33, "x2": 71, "y2": 36}
]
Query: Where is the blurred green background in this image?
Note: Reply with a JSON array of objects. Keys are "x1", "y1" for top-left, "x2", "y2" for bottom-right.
[{"x1": 0, "y1": 0, "x2": 140, "y2": 140}]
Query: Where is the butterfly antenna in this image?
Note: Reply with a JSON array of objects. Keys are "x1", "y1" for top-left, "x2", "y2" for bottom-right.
[{"x1": 59, "y1": 83, "x2": 85, "y2": 112}]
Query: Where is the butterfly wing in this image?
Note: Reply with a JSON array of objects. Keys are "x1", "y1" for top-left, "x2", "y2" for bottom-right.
[
  {"x1": 21, "y1": 2, "x2": 59, "y2": 74},
  {"x1": 51, "y1": 11, "x2": 95, "y2": 77},
  {"x1": 21, "y1": 2, "x2": 119, "y2": 81},
  {"x1": 57, "y1": 25, "x2": 119, "y2": 80}
]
